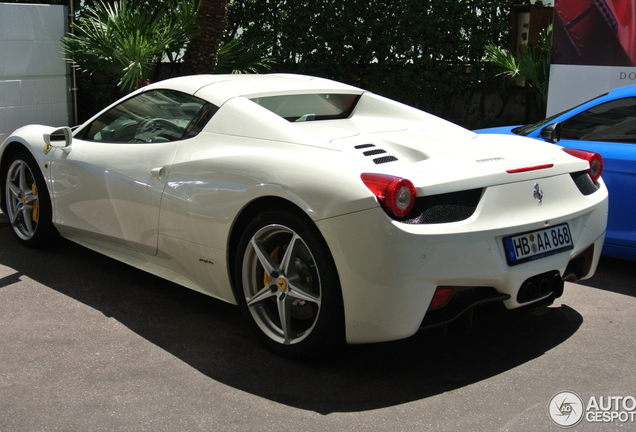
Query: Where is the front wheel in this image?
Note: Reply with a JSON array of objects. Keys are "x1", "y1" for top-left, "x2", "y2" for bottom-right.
[
  {"x1": 234, "y1": 209, "x2": 344, "y2": 358},
  {"x1": 3, "y1": 151, "x2": 55, "y2": 247}
]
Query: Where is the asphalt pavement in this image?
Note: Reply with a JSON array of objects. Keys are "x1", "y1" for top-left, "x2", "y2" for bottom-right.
[{"x1": 0, "y1": 211, "x2": 634, "y2": 432}]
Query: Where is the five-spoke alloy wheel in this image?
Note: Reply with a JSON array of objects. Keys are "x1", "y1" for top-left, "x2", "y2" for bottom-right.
[
  {"x1": 235, "y1": 209, "x2": 343, "y2": 357},
  {"x1": 3, "y1": 152, "x2": 54, "y2": 246}
]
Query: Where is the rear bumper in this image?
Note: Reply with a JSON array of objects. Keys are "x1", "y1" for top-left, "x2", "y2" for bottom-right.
[{"x1": 318, "y1": 175, "x2": 608, "y2": 344}]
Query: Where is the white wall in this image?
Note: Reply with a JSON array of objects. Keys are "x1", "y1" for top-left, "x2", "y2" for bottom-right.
[
  {"x1": 0, "y1": 3, "x2": 70, "y2": 143},
  {"x1": 546, "y1": 65, "x2": 636, "y2": 116}
]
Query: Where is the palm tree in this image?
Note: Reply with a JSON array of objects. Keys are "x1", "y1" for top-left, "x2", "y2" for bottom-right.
[
  {"x1": 484, "y1": 24, "x2": 552, "y2": 107},
  {"x1": 181, "y1": 0, "x2": 230, "y2": 75},
  {"x1": 61, "y1": 0, "x2": 200, "y2": 92}
]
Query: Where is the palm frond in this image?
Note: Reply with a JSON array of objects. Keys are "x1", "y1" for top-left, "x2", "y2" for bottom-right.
[
  {"x1": 483, "y1": 24, "x2": 552, "y2": 105},
  {"x1": 215, "y1": 38, "x2": 277, "y2": 74},
  {"x1": 61, "y1": 0, "x2": 201, "y2": 93}
]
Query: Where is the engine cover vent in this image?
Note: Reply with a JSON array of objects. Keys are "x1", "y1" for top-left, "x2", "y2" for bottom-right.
[{"x1": 354, "y1": 144, "x2": 398, "y2": 164}]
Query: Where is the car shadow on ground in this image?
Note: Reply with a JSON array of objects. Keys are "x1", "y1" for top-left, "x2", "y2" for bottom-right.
[
  {"x1": 577, "y1": 256, "x2": 635, "y2": 298},
  {"x1": 0, "y1": 215, "x2": 584, "y2": 414}
]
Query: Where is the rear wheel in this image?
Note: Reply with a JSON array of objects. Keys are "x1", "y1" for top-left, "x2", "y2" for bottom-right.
[
  {"x1": 234, "y1": 209, "x2": 344, "y2": 358},
  {"x1": 4, "y1": 152, "x2": 55, "y2": 247}
]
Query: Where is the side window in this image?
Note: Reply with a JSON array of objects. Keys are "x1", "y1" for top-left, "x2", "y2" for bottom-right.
[
  {"x1": 79, "y1": 90, "x2": 216, "y2": 143},
  {"x1": 561, "y1": 97, "x2": 636, "y2": 143}
]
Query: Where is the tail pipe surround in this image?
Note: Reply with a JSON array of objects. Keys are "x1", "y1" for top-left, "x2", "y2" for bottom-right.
[{"x1": 517, "y1": 270, "x2": 564, "y2": 304}]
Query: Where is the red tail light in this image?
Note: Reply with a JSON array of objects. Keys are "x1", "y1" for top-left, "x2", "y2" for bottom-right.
[
  {"x1": 361, "y1": 173, "x2": 416, "y2": 218},
  {"x1": 563, "y1": 148, "x2": 603, "y2": 182}
]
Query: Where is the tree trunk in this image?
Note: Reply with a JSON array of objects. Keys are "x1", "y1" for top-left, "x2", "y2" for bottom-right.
[{"x1": 182, "y1": 0, "x2": 229, "y2": 75}]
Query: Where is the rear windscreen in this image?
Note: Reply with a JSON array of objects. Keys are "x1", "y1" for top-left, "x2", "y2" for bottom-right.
[{"x1": 249, "y1": 93, "x2": 361, "y2": 122}]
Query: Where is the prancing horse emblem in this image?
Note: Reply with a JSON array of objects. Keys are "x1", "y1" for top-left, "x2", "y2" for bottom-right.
[
  {"x1": 277, "y1": 278, "x2": 287, "y2": 291},
  {"x1": 533, "y1": 183, "x2": 543, "y2": 205}
]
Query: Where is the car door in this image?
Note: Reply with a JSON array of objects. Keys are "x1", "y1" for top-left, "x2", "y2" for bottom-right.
[
  {"x1": 48, "y1": 89, "x2": 210, "y2": 255},
  {"x1": 557, "y1": 96, "x2": 636, "y2": 249}
]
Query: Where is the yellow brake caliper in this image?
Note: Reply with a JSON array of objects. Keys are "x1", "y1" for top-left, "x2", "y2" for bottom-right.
[
  {"x1": 31, "y1": 184, "x2": 39, "y2": 223},
  {"x1": 263, "y1": 246, "x2": 281, "y2": 287}
]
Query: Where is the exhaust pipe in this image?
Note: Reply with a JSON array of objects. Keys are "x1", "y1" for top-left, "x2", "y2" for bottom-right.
[
  {"x1": 539, "y1": 278, "x2": 550, "y2": 296},
  {"x1": 551, "y1": 272, "x2": 565, "y2": 298},
  {"x1": 517, "y1": 270, "x2": 563, "y2": 303}
]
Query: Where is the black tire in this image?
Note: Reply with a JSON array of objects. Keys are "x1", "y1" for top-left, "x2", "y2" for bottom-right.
[
  {"x1": 233, "y1": 209, "x2": 344, "y2": 358},
  {"x1": 3, "y1": 151, "x2": 56, "y2": 247}
]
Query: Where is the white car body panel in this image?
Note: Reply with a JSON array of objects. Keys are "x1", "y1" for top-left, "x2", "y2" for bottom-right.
[
  {"x1": 49, "y1": 137, "x2": 177, "y2": 254},
  {"x1": 0, "y1": 74, "x2": 608, "y2": 347}
]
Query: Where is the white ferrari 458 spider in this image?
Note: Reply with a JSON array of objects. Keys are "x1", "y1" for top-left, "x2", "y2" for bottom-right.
[{"x1": 1, "y1": 74, "x2": 608, "y2": 357}]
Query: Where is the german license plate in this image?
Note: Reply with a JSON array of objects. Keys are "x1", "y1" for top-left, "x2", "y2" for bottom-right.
[{"x1": 503, "y1": 223, "x2": 573, "y2": 266}]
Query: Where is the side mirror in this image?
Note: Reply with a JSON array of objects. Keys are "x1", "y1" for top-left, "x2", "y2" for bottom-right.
[
  {"x1": 43, "y1": 127, "x2": 72, "y2": 154},
  {"x1": 540, "y1": 122, "x2": 563, "y2": 144}
]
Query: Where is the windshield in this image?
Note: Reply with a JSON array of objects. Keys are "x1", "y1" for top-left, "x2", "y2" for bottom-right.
[
  {"x1": 249, "y1": 93, "x2": 361, "y2": 122},
  {"x1": 512, "y1": 111, "x2": 565, "y2": 136},
  {"x1": 512, "y1": 92, "x2": 609, "y2": 136}
]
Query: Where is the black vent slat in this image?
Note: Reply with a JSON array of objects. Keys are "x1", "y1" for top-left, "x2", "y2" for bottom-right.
[
  {"x1": 363, "y1": 149, "x2": 387, "y2": 156},
  {"x1": 355, "y1": 144, "x2": 375, "y2": 149},
  {"x1": 373, "y1": 156, "x2": 398, "y2": 164}
]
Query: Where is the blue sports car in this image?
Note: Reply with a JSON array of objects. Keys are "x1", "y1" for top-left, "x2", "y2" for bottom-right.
[{"x1": 477, "y1": 84, "x2": 636, "y2": 261}]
